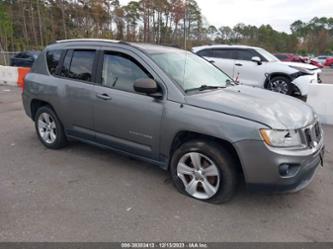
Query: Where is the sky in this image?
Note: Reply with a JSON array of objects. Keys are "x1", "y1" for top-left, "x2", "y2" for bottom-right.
[{"x1": 119, "y1": 0, "x2": 333, "y2": 33}]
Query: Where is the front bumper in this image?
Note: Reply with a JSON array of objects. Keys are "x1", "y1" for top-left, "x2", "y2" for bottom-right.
[
  {"x1": 233, "y1": 138, "x2": 324, "y2": 193},
  {"x1": 291, "y1": 73, "x2": 319, "y2": 96}
]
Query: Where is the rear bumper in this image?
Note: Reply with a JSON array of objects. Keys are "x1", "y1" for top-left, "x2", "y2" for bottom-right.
[
  {"x1": 234, "y1": 139, "x2": 324, "y2": 193},
  {"x1": 22, "y1": 92, "x2": 32, "y2": 119}
]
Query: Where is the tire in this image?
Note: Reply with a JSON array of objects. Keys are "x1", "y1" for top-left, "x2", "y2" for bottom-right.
[
  {"x1": 170, "y1": 140, "x2": 238, "y2": 204},
  {"x1": 266, "y1": 76, "x2": 292, "y2": 95},
  {"x1": 35, "y1": 106, "x2": 67, "y2": 149}
]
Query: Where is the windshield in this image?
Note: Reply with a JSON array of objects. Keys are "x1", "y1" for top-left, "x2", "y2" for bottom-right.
[
  {"x1": 150, "y1": 51, "x2": 232, "y2": 92},
  {"x1": 256, "y1": 48, "x2": 280, "y2": 62}
]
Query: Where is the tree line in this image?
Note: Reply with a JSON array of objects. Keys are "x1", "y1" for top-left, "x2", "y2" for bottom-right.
[{"x1": 0, "y1": 0, "x2": 332, "y2": 55}]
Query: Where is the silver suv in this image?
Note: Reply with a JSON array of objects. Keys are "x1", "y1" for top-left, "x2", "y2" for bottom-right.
[{"x1": 22, "y1": 39, "x2": 325, "y2": 203}]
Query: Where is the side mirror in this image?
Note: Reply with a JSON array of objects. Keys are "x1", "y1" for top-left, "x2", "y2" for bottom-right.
[
  {"x1": 251, "y1": 56, "x2": 262, "y2": 65},
  {"x1": 134, "y1": 78, "x2": 161, "y2": 97}
]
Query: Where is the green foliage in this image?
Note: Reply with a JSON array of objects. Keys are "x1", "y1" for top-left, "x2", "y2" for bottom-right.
[
  {"x1": 0, "y1": 0, "x2": 332, "y2": 55},
  {"x1": 0, "y1": 2, "x2": 13, "y2": 50}
]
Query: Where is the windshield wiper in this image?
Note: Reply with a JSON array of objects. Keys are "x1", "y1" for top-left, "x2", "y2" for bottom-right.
[{"x1": 185, "y1": 84, "x2": 226, "y2": 93}]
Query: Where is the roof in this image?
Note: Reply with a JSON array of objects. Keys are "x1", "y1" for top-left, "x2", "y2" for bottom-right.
[
  {"x1": 129, "y1": 43, "x2": 182, "y2": 54},
  {"x1": 53, "y1": 39, "x2": 182, "y2": 54},
  {"x1": 56, "y1": 38, "x2": 122, "y2": 44},
  {"x1": 192, "y1": 44, "x2": 262, "y2": 52}
]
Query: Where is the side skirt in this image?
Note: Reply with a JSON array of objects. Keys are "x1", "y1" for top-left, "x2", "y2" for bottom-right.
[{"x1": 66, "y1": 134, "x2": 168, "y2": 170}]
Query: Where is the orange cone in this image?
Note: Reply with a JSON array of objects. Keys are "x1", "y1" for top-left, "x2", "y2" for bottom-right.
[{"x1": 17, "y1": 67, "x2": 31, "y2": 89}]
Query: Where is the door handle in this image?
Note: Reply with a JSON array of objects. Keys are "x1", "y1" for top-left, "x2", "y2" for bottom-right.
[
  {"x1": 96, "y1": 93, "x2": 112, "y2": 100},
  {"x1": 235, "y1": 63, "x2": 243, "y2": 66}
]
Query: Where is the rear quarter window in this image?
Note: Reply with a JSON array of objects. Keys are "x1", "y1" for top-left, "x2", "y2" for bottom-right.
[
  {"x1": 46, "y1": 50, "x2": 62, "y2": 75},
  {"x1": 197, "y1": 49, "x2": 214, "y2": 57},
  {"x1": 213, "y1": 49, "x2": 235, "y2": 59}
]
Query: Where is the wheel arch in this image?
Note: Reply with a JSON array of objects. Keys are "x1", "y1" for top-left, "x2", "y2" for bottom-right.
[
  {"x1": 30, "y1": 99, "x2": 55, "y2": 121},
  {"x1": 264, "y1": 72, "x2": 300, "y2": 95},
  {"x1": 263, "y1": 72, "x2": 291, "y2": 88},
  {"x1": 169, "y1": 131, "x2": 244, "y2": 180}
]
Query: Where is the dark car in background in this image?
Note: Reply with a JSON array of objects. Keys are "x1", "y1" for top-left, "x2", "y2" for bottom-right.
[{"x1": 10, "y1": 51, "x2": 40, "y2": 67}]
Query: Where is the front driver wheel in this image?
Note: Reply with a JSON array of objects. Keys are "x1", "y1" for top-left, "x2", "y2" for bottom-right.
[
  {"x1": 170, "y1": 140, "x2": 238, "y2": 204},
  {"x1": 266, "y1": 76, "x2": 292, "y2": 95}
]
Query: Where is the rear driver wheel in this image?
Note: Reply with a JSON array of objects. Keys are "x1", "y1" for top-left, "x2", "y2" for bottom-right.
[{"x1": 35, "y1": 106, "x2": 67, "y2": 149}]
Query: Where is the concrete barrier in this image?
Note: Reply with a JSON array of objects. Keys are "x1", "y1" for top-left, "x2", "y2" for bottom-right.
[
  {"x1": 0, "y1": 65, "x2": 30, "y2": 88},
  {"x1": 307, "y1": 84, "x2": 333, "y2": 125},
  {"x1": 0, "y1": 65, "x2": 18, "y2": 86}
]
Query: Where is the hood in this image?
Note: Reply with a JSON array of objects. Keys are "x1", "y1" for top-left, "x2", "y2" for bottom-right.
[
  {"x1": 280, "y1": 61, "x2": 319, "y2": 71},
  {"x1": 185, "y1": 85, "x2": 315, "y2": 130}
]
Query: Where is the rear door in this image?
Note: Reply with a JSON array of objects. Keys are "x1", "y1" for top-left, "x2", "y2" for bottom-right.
[
  {"x1": 93, "y1": 48, "x2": 165, "y2": 159},
  {"x1": 53, "y1": 49, "x2": 97, "y2": 140},
  {"x1": 234, "y1": 49, "x2": 267, "y2": 87},
  {"x1": 197, "y1": 48, "x2": 236, "y2": 79},
  {"x1": 211, "y1": 49, "x2": 236, "y2": 79}
]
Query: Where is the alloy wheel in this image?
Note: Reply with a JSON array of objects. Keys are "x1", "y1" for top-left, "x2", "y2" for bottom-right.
[
  {"x1": 267, "y1": 79, "x2": 289, "y2": 94},
  {"x1": 177, "y1": 152, "x2": 220, "y2": 200},
  {"x1": 37, "y1": 113, "x2": 57, "y2": 144}
]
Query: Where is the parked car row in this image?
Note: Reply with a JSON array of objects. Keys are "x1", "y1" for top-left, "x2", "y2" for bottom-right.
[
  {"x1": 192, "y1": 45, "x2": 322, "y2": 97},
  {"x1": 323, "y1": 57, "x2": 333, "y2": 67},
  {"x1": 274, "y1": 53, "x2": 324, "y2": 68},
  {"x1": 313, "y1": 55, "x2": 333, "y2": 66},
  {"x1": 22, "y1": 39, "x2": 325, "y2": 203}
]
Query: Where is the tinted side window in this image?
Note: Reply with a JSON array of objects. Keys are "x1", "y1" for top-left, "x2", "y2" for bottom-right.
[
  {"x1": 46, "y1": 50, "x2": 62, "y2": 75},
  {"x1": 59, "y1": 50, "x2": 95, "y2": 82},
  {"x1": 213, "y1": 49, "x2": 235, "y2": 59},
  {"x1": 197, "y1": 49, "x2": 213, "y2": 57},
  {"x1": 69, "y1": 50, "x2": 95, "y2": 81},
  {"x1": 236, "y1": 49, "x2": 256, "y2": 61},
  {"x1": 102, "y1": 52, "x2": 152, "y2": 93}
]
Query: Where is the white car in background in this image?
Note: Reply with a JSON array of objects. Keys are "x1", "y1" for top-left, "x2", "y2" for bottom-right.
[{"x1": 192, "y1": 45, "x2": 321, "y2": 97}]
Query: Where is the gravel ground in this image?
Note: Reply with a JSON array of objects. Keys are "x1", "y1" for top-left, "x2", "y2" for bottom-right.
[{"x1": 0, "y1": 85, "x2": 332, "y2": 242}]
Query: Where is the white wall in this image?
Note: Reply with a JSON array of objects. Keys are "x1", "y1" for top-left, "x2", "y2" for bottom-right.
[
  {"x1": 0, "y1": 66, "x2": 18, "y2": 86},
  {"x1": 307, "y1": 84, "x2": 333, "y2": 125}
]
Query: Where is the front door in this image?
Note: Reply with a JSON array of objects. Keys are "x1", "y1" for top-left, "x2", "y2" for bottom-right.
[
  {"x1": 234, "y1": 49, "x2": 267, "y2": 87},
  {"x1": 93, "y1": 49, "x2": 164, "y2": 159}
]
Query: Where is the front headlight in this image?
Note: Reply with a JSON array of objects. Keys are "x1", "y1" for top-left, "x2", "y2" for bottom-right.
[{"x1": 260, "y1": 129, "x2": 304, "y2": 148}]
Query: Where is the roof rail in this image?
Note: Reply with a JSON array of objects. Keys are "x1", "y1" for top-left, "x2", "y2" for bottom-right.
[{"x1": 56, "y1": 38, "x2": 122, "y2": 44}]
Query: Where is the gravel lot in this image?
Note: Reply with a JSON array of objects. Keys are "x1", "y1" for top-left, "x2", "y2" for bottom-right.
[{"x1": 0, "y1": 85, "x2": 332, "y2": 242}]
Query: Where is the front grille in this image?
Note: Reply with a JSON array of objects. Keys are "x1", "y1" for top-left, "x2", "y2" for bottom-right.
[{"x1": 302, "y1": 122, "x2": 322, "y2": 148}]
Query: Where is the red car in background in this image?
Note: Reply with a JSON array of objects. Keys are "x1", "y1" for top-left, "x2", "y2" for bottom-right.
[
  {"x1": 274, "y1": 53, "x2": 302, "y2": 62},
  {"x1": 274, "y1": 53, "x2": 324, "y2": 68},
  {"x1": 308, "y1": 58, "x2": 324, "y2": 68},
  {"x1": 324, "y1": 57, "x2": 333, "y2": 67}
]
